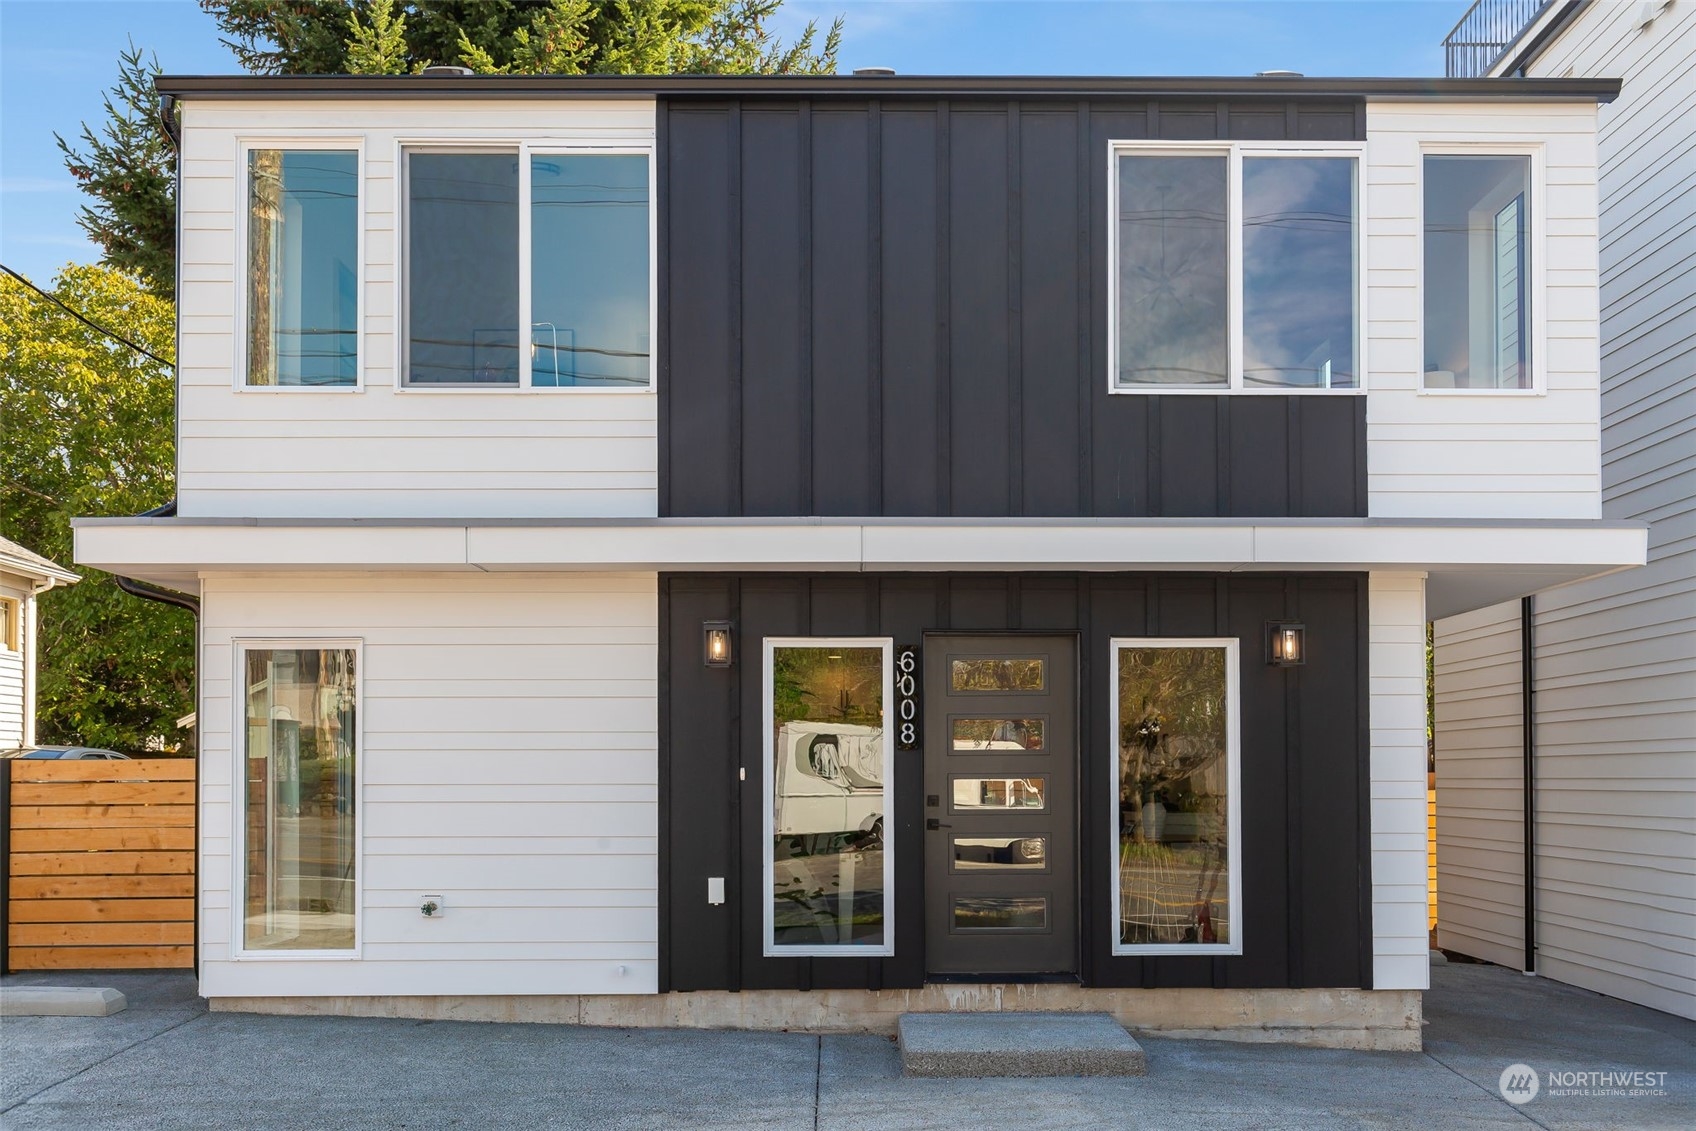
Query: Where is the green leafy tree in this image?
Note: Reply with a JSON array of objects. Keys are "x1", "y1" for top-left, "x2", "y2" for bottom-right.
[
  {"x1": 346, "y1": 0, "x2": 413, "y2": 73},
  {"x1": 54, "y1": 44, "x2": 177, "y2": 299},
  {"x1": 0, "y1": 266, "x2": 193, "y2": 752}
]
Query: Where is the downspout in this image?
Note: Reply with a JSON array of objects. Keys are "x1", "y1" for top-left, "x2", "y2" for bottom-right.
[
  {"x1": 114, "y1": 502, "x2": 199, "y2": 616},
  {"x1": 1521, "y1": 595, "x2": 1536, "y2": 974}
]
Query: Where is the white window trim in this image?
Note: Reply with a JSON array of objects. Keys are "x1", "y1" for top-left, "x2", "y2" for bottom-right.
[
  {"x1": 233, "y1": 138, "x2": 366, "y2": 393},
  {"x1": 1106, "y1": 140, "x2": 1368, "y2": 396},
  {"x1": 395, "y1": 141, "x2": 658, "y2": 394},
  {"x1": 229, "y1": 638, "x2": 364, "y2": 960},
  {"x1": 1416, "y1": 142, "x2": 1548, "y2": 397},
  {"x1": 762, "y1": 636, "x2": 896, "y2": 958},
  {"x1": 1108, "y1": 636, "x2": 1243, "y2": 957},
  {"x1": 0, "y1": 595, "x2": 19, "y2": 652}
]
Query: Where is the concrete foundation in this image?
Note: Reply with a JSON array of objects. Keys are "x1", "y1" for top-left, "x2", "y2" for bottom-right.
[{"x1": 210, "y1": 984, "x2": 1423, "y2": 1051}]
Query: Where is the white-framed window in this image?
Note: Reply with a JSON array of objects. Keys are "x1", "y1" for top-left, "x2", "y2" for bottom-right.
[
  {"x1": 399, "y1": 144, "x2": 655, "y2": 391},
  {"x1": 232, "y1": 640, "x2": 361, "y2": 957},
  {"x1": 1108, "y1": 141, "x2": 1364, "y2": 394},
  {"x1": 0, "y1": 596, "x2": 18, "y2": 652},
  {"x1": 763, "y1": 637, "x2": 895, "y2": 957},
  {"x1": 1420, "y1": 145, "x2": 1544, "y2": 394},
  {"x1": 1109, "y1": 637, "x2": 1242, "y2": 956},
  {"x1": 236, "y1": 140, "x2": 363, "y2": 390}
]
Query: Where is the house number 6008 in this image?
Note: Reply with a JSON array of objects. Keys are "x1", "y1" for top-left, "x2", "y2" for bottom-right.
[{"x1": 895, "y1": 645, "x2": 921, "y2": 750}]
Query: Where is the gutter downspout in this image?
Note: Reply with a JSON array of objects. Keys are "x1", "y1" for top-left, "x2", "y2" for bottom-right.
[
  {"x1": 1522, "y1": 595, "x2": 1537, "y2": 974},
  {"x1": 114, "y1": 502, "x2": 200, "y2": 616}
]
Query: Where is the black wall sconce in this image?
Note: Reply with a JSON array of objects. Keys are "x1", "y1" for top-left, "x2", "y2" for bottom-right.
[
  {"x1": 1267, "y1": 622, "x2": 1307, "y2": 666},
  {"x1": 703, "y1": 621, "x2": 733, "y2": 668}
]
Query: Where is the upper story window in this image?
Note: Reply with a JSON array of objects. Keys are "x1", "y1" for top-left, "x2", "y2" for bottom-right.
[
  {"x1": 403, "y1": 148, "x2": 653, "y2": 390},
  {"x1": 1110, "y1": 145, "x2": 1360, "y2": 394},
  {"x1": 244, "y1": 148, "x2": 360, "y2": 388},
  {"x1": 1423, "y1": 154, "x2": 1533, "y2": 391}
]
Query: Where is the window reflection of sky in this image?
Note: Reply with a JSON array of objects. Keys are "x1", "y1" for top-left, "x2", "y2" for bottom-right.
[
  {"x1": 1242, "y1": 157, "x2": 1357, "y2": 389},
  {"x1": 1116, "y1": 154, "x2": 1229, "y2": 386}
]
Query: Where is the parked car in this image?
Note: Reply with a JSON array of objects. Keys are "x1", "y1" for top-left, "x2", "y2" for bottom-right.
[{"x1": 1, "y1": 745, "x2": 131, "y2": 760}]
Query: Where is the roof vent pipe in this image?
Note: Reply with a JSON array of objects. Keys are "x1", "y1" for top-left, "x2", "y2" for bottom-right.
[
  {"x1": 421, "y1": 65, "x2": 475, "y2": 77},
  {"x1": 1255, "y1": 69, "x2": 1304, "y2": 77},
  {"x1": 852, "y1": 67, "x2": 896, "y2": 76}
]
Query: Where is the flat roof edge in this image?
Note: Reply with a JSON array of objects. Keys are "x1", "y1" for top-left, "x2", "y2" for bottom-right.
[{"x1": 153, "y1": 74, "x2": 1622, "y2": 103}]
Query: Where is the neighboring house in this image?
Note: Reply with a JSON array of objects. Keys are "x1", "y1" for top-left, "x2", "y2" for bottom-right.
[
  {"x1": 0, "y1": 537, "x2": 79, "y2": 749},
  {"x1": 73, "y1": 69, "x2": 1645, "y2": 1049},
  {"x1": 1433, "y1": 0, "x2": 1695, "y2": 1021}
]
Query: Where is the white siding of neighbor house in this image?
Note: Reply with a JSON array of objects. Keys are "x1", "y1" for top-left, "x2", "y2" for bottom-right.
[
  {"x1": 197, "y1": 571, "x2": 659, "y2": 998},
  {"x1": 1507, "y1": 0, "x2": 1696, "y2": 1021},
  {"x1": 1433, "y1": 600, "x2": 1525, "y2": 971},
  {"x1": 0, "y1": 576, "x2": 28, "y2": 749},
  {"x1": 1370, "y1": 572, "x2": 1432, "y2": 991},
  {"x1": 1364, "y1": 100, "x2": 1602, "y2": 520},
  {"x1": 175, "y1": 100, "x2": 657, "y2": 520}
]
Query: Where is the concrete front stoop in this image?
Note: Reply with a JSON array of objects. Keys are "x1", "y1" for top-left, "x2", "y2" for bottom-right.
[{"x1": 897, "y1": 1011, "x2": 1149, "y2": 1077}]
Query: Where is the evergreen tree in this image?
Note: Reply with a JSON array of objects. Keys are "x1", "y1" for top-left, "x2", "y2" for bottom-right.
[{"x1": 54, "y1": 44, "x2": 177, "y2": 300}]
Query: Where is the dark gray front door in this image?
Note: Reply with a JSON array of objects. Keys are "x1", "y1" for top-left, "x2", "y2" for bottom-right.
[{"x1": 924, "y1": 636, "x2": 1077, "y2": 976}]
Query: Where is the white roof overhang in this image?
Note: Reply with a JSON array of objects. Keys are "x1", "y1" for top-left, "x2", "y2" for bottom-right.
[{"x1": 73, "y1": 516, "x2": 1648, "y2": 621}]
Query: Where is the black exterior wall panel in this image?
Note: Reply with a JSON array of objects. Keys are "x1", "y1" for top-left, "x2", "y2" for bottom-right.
[
  {"x1": 658, "y1": 572, "x2": 1370, "y2": 995},
  {"x1": 662, "y1": 97, "x2": 1368, "y2": 520}
]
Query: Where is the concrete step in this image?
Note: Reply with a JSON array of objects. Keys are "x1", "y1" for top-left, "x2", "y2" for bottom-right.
[
  {"x1": 897, "y1": 1011, "x2": 1148, "y2": 1077},
  {"x1": 0, "y1": 986, "x2": 127, "y2": 1017}
]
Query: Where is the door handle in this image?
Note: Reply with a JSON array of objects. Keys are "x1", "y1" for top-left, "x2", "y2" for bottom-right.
[{"x1": 926, "y1": 819, "x2": 953, "y2": 830}]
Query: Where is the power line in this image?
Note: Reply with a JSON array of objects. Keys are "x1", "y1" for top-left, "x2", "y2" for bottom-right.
[{"x1": 0, "y1": 263, "x2": 173, "y2": 368}]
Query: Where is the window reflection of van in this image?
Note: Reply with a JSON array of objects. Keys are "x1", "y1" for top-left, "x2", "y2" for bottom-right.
[{"x1": 773, "y1": 722, "x2": 884, "y2": 850}]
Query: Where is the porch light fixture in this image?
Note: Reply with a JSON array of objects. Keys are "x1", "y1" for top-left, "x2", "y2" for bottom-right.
[
  {"x1": 1267, "y1": 622, "x2": 1306, "y2": 667},
  {"x1": 703, "y1": 621, "x2": 733, "y2": 668}
]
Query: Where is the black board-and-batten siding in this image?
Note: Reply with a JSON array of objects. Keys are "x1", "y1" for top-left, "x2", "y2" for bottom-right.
[
  {"x1": 659, "y1": 97, "x2": 1368, "y2": 519},
  {"x1": 658, "y1": 572, "x2": 1372, "y2": 995}
]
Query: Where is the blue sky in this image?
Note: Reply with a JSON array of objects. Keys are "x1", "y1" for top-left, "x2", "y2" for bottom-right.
[{"x1": 0, "y1": 0, "x2": 1466, "y2": 285}]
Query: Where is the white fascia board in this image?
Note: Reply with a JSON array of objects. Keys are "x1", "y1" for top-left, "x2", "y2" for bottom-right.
[
  {"x1": 466, "y1": 523, "x2": 864, "y2": 571},
  {"x1": 73, "y1": 518, "x2": 1646, "y2": 583}
]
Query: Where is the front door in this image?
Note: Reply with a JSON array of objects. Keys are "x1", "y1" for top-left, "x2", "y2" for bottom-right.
[{"x1": 923, "y1": 636, "x2": 1077, "y2": 976}]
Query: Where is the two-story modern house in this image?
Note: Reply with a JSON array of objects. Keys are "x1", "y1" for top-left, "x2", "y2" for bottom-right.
[{"x1": 73, "y1": 70, "x2": 1644, "y2": 1050}]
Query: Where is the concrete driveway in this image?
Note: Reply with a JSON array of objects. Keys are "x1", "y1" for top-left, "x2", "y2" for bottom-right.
[{"x1": 2, "y1": 959, "x2": 1691, "y2": 1129}]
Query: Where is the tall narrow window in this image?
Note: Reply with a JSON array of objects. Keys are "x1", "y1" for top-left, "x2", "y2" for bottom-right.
[
  {"x1": 1242, "y1": 157, "x2": 1358, "y2": 388},
  {"x1": 407, "y1": 151, "x2": 520, "y2": 385},
  {"x1": 1111, "y1": 639, "x2": 1240, "y2": 954},
  {"x1": 1116, "y1": 153, "x2": 1229, "y2": 387},
  {"x1": 764, "y1": 639, "x2": 894, "y2": 955},
  {"x1": 246, "y1": 150, "x2": 358, "y2": 386},
  {"x1": 243, "y1": 646, "x2": 358, "y2": 952},
  {"x1": 1423, "y1": 154, "x2": 1533, "y2": 390},
  {"x1": 531, "y1": 155, "x2": 650, "y2": 387}
]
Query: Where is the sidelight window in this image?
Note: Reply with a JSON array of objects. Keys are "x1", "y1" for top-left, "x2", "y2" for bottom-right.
[
  {"x1": 1110, "y1": 638, "x2": 1241, "y2": 955},
  {"x1": 1110, "y1": 144, "x2": 1360, "y2": 393},
  {"x1": 238, "y1": 643, "x2": 359, "y2": 953},
  {"x1": 403, "y1": 147, "x2": 653, "y2": 389},
  {"x1": 763, "y1": 638, "x2": 894, "y2": 956}
]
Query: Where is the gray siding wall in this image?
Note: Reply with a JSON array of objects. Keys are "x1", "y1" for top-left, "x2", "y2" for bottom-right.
[{"x1": 660, "y1": 98, "x2": 1368, "y2": 519}]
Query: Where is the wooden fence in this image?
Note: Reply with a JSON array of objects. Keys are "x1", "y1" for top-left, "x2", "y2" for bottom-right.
[{"x1": 2, "y1": 758, "x2": 194, "y2": 971}]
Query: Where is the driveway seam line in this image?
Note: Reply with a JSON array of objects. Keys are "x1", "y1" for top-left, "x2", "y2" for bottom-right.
[
  {"x1": 1422, "y1": 1047, "x2": 1552, "y2": 1129},
  {"x1": 812, "y1": 1034, "x2": 823, "y2": 1131},
  {"x1": 0, "y1": 1009, "x2": 209, "y2": 1115}
]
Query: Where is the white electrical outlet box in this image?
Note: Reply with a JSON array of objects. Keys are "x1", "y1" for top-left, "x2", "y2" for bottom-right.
[
  {"x1": 420, "y1": 894, "x2": 445, "y2": 918},
  {"x1": 707, "y1": 877, "x2": 725, "y2": 905}
]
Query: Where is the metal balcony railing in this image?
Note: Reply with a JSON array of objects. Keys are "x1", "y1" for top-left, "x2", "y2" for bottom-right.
[{"x1": 1442, "y1": 0, "x2": 1553, "y2": 77}]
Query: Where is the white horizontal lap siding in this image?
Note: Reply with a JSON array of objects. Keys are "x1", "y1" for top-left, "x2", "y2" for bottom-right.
[
  {"x1": 176, "y1": 99, "x2": 657, "y2": 520},
  {"x1": 0, "y1": 647, "x2": 22, "y2": 749},
  {"x1": 1508, "y1": 0, "x2": 1696, "y2": 1021},
  {"x1": 1369, "y1": 572, "x2": 1431, "y2": 990},
  {"x1": 1364, "y1": 101, "x2": 1602, "y2": 520},
  {"x1": 1432, "y1": 600, "x2": 1526, "y2": 970},
  {"x1": 197, "y1": 571, "x2": 660, "y2": 998}
]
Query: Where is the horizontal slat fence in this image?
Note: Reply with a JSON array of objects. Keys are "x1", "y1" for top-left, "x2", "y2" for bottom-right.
[{"x1": 4, "y1": 758, "x2": 195, "y2": 970}]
